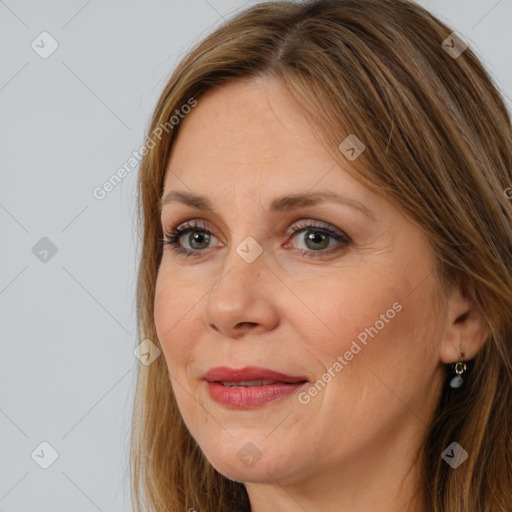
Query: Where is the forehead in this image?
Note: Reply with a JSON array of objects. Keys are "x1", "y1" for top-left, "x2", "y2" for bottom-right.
[{"x1": 163, "y1": 77, "x2": 362, "y2": 199}]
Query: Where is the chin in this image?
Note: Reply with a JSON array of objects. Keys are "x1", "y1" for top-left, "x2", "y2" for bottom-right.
[{"x1": 198, "y1": 434, "x2": 300, "y2": 484}]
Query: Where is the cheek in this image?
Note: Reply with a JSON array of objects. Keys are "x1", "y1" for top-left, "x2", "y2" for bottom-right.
[
  {"x1": 154, "y1": 270, "x2": 199, "y2": 371},
  {"x1": 300, "y1": 273, "x2": 405, "y2": 361},
  {"x1": 154, "y1": 272, "x2": 206, "y2": 423},
  {"x1": 300, "y1": 269, "x2": 436, "y2": 410}
]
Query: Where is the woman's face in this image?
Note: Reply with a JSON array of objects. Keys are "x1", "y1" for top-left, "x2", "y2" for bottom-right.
[{"x1": 154, "y1": 76, "x2": 448, "y2": 490}]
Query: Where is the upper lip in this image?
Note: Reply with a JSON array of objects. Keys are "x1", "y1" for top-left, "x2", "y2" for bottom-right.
[{"x1": 203, "y1": 365, "x2": 309, "y2": 383}]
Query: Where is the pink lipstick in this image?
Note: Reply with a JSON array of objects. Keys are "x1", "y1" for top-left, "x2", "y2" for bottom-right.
[{"x1": 203, "y1": 366, "x2": 308, "y2": 408}]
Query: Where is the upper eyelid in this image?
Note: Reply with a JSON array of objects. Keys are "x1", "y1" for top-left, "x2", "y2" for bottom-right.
[{"x1": 163, "y1": 218, "x2": 343, "y2": 235}]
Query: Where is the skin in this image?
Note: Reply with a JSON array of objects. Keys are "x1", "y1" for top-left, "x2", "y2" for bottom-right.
[{"x1": 154, "y1": 75, "x2": 489, "y2": 512}]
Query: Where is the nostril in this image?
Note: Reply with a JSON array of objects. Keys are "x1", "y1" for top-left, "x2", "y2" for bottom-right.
[{"x1": 235, "y1": 322, "x2": 258, "y2": 330}]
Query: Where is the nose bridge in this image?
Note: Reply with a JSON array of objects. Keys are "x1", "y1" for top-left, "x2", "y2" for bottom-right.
[
  {"x1": 215, "y1": 232, "x2": 267, "y2": 292},
  {"x1": 219, "y1": 188, "x2": 268, "y2": 269},
  {"x1": 205, "y1": 187, "x2": 275, "y2": 302},
  {"x1": 229, "y1": 183, "x2": 266, "y2": 232}
]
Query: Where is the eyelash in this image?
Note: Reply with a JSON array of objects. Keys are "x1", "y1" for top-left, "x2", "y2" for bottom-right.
[{"x1": 160, "y1": 219, "x2": 351, "y2": 260}]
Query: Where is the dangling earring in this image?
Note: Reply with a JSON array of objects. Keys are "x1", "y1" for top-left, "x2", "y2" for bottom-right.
[{"x1": 449, "y1": 349, "x2": 467, "y2": 389}]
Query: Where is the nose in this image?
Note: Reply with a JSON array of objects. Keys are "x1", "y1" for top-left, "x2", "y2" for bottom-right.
[{"x1": 204, "y1": 247, "x2": 280, "y2": 339}]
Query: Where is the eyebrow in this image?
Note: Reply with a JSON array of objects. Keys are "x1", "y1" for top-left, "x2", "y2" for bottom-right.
[{"x1": 160, "y1": 190, "x2": 376, "y2": 221}]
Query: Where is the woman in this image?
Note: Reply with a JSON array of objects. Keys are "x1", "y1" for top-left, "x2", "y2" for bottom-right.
[{"x1": 131, "y1": 1, "x2": 512, "y2": 511}]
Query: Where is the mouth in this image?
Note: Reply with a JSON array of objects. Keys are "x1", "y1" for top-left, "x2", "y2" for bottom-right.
[
  {"x1": 203, "y1": 366, "x2": 309, "y2": 408},
  {"x1": 217, "y1": 380, "x2": 301, "y2": 387}
]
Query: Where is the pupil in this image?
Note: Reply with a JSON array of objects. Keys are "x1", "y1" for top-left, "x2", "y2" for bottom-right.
[
  {"x1": 190, "y1": 231, "x2": 209, "y2": 249},
  {"x1": 306, "y1": 231, "x2": 327, "y2": 250}
]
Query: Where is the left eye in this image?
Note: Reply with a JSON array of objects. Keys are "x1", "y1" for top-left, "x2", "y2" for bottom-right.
[
  {"x1": 283, "y1": 221, "x2": 350, "y2": 258},
  {"x1": 288, "y1": 227, "x2": 341, "y2": 251}
]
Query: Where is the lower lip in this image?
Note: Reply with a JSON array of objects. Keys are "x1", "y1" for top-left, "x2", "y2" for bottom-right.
[{"x1": 206, "y1": 381, "x2": 307, "y2": 408}]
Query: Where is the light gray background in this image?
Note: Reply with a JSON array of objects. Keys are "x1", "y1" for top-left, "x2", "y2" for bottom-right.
[{"x1": 0, "y1": 1, "x2": 510, "y2": 511}]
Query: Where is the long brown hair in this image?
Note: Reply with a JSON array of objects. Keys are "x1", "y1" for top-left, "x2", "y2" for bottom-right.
[{"x1": 131, "y1": 1, "x2": 512, "y2": 510}]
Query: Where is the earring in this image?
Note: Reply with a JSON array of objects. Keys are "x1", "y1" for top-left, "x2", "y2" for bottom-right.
[{"x1": 449, "y1": 354, "x2": 467, "y2": 389}]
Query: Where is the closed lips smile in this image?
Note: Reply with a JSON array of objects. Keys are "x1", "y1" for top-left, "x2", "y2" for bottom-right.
[
  {"x1": 218, "y1": 380, "x2": 295, "y2": 387},
  {"x1": 203, "y1": 366, "x2": 309, "y2": 408}
]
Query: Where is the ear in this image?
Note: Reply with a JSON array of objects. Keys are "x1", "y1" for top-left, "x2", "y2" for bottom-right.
[{"x1": 439, "y1": 283, "x2": 490, "y2": 363}]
